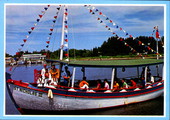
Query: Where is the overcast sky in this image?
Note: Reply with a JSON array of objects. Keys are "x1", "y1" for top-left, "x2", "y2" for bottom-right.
[{"x1": 5, "y1": 4, "x2": 164, "y2": 55}]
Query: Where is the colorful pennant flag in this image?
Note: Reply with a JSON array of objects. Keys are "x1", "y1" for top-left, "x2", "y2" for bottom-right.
[
  {"x1": 28, "y1": 31, "x2": 32, "y2": 34},
  {"x1": 31, "y1": 27, "x2": 35, "y2": 30},
  {"x1": 54, "y1": 16, "x2": 57, "y2": 19},
  {"x1": 46, "y1": 41, "x2": 50, "y2": 44},
  {"x1": 23, "y1": 39, "x2": 27, "y2": 43},
  {"x1": 39, "y1": 15, "x2": 43, "y2": 18},
  {"x1": 156, "y1": 30, "x2": 160, "y2": 38}
]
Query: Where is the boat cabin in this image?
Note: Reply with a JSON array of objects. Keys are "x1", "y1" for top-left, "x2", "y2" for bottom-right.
[{"x1": 33, "y1": 59, "x2": 163, "y2": 93}]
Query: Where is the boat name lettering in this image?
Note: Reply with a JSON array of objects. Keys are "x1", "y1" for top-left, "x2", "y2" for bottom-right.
[{"x1": 14, "y1": 87, "x2": 43, "y2": 97}]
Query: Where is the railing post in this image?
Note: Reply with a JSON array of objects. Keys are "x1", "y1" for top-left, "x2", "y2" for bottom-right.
[
  {"x1": 71, "y1": 67, "x2": 76, "y2": 88},
  {"x1": 68, "y1": 67, "x2": 76, "y2": 91},
  {"x1": 110, "y1": 68, "x2": 115, "y2": 89},
  {"x1": 144, "y1": 66, "x2": 148, "y2": 84}
]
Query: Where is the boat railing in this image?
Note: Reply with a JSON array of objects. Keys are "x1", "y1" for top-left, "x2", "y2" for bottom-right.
[
  {"x1": 7, "y1": 77, "x2": 163, "y2": 94},
  {"x1": 46, "y1": 79, "x2": 164, "y2": 93},
  {"x1": 33, "y1": 69, "x2": 163, "y2": 93}
]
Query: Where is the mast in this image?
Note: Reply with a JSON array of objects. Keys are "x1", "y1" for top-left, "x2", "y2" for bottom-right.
[
  {"x1": 60, "y1": 6, "x2": 67, "y2": 61},
  {"x1": 156, "y1": 36, "x2": 159, "y2": 60},
  {"x1": 154, "y1": 26, "x2": 160, "y2": 60}
]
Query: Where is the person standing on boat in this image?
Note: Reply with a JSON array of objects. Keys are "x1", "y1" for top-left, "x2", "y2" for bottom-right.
[
  {"x1": 42, "y1": 64, "x2": 50, "y2": 87},
  {"x1": 147, "y1": 67, "x2": 151, "y2": 82},
  {"x1": 41, "y1": 64, "x2": 47, "y2": 80},
  {"x1": 104, "y1": 79, "x2": 109, "y2": 90},
  {"x1": 63, "y1": 66, "x2": 71, "y2": 87},
  {"x1": 141, "y1": 77, "x2": 146, "y2": 89},
  {"x1": 140, "y1": 67, "x2": 145, "y2": 79},
  {"x1": 37, "y1": 64, "x2": 47, "y2": 87},
  {"x1": 49, "y1": 65, "x2": 60, "y2": 85},
  {"x1": 79, "y1": 77, "x2": 89, "y2": 90},
  {"x1": 44, "y1": 68, "x2": 50, "y2": 87}
]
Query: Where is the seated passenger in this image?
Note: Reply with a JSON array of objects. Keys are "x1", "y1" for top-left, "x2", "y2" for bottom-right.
[
  {"x1": 104, "y1": 79, "x2": 109, "y2": 90},
  {"x1": 128, "y1": 79, "x2": 137, "y2": 89},
  {"x1": 121, "y1": 80, "x2": 128, "y2": 89},
  {"x1": 113, "y1": 81, "x2": 119, "y2": 91},
  {"x1": 79, "y1": 77, "x2": 89, "y2": 90},
  {"x1": 92, "y1": 79, "x2": 101, "y2": 91}
]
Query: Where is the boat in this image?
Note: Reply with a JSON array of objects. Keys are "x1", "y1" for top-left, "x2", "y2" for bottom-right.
[{"x1": 6, "y1": 5, "x2": 164, "y2": 114}]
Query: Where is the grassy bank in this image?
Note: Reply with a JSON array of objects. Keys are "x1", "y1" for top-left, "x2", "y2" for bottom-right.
[
  {"x1": 68, "y1": 54, "x2": 163, "y2": 61},
  {"x1": 68, "y1": 58, "x2": 163, "y2": 66}
]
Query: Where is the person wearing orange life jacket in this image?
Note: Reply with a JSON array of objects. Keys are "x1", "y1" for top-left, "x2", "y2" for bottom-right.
[
  {"x1": 79, "y1": 77, "x2": 89, "y2": 90},
  {"x1": 113, "y1": 80, "x2": 119, "y2": 91}
]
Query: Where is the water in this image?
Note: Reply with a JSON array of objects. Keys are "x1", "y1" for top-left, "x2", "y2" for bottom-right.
[{"x1": 5, "y1": 64, "x2": 164, "y2": 115}]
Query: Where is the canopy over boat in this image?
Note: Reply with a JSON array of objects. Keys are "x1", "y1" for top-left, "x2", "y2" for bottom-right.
[{"x1": 46, "y1": 59, "x2": 163, "y2": 68}]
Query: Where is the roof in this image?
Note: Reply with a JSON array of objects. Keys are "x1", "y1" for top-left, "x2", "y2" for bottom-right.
[{"x1": 46, "y1": 58, "x2": 164, "y2": 68}]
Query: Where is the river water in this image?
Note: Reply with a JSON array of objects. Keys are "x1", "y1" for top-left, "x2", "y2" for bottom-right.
[{"x1": 5, "y1": 64, "x2": 164, "y2": 115}]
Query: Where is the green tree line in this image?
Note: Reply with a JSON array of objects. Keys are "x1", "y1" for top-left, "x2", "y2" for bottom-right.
[{"x1": 6, "y1": 36, "x2": 164, "y2": 59}]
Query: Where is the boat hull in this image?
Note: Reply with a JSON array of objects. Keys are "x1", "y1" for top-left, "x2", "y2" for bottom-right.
[{"x1": 7, "y1": 80, "x2": 164, "y2": 112}]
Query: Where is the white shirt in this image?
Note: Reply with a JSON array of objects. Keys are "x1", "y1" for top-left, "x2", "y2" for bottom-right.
[
  {"x1": 41, "y1": 68, "x2": 46, "y2": 79},
  {"x1": 105, "y1": 82, "x2": 109, "y2": 89}
]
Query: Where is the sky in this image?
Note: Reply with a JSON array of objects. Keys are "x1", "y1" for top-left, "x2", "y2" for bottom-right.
[{"x1": 5, "y1": 4, "x2": 164, "y2": 55}]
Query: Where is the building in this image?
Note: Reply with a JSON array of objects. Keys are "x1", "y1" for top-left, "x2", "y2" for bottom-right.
[
  {"x1": 20, "y1": 54, "x2": 46, "y2": 61},
  {"x1": 6, "y1": 57, "x2": 14, "y2": 65}
]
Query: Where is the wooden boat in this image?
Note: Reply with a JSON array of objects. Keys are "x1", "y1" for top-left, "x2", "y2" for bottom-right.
[
  {"x1": 6, "y1": 5, "x2": 164, "y2": 114},
  {"x1": 6, "y1": 59, "x2": 164, "y2": 114}
]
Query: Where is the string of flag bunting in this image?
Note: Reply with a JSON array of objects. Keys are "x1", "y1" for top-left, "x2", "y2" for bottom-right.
[
  {"x1": 61, "y1": 6, "x2": 69, "y2": 61},
  {"x1": 84, "y1": 5, "x2": 132, "y2": 38},
  {"x1": 84, "y1": 5, "x2": 138, "y2": 54},
  {"x1": 16, "y1": 5, "x2": 51, "y2": 56},
  {"x1": 84, "y1": 5, "x2": 160, "y2": 55},
  {"x1": 45, "y1": 5, "x2": 62, "y2": 49}
]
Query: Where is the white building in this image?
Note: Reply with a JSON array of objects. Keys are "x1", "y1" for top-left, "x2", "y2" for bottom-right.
[{"x1": 21, "y1": 54, "x2": 46, "y2": 61}]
